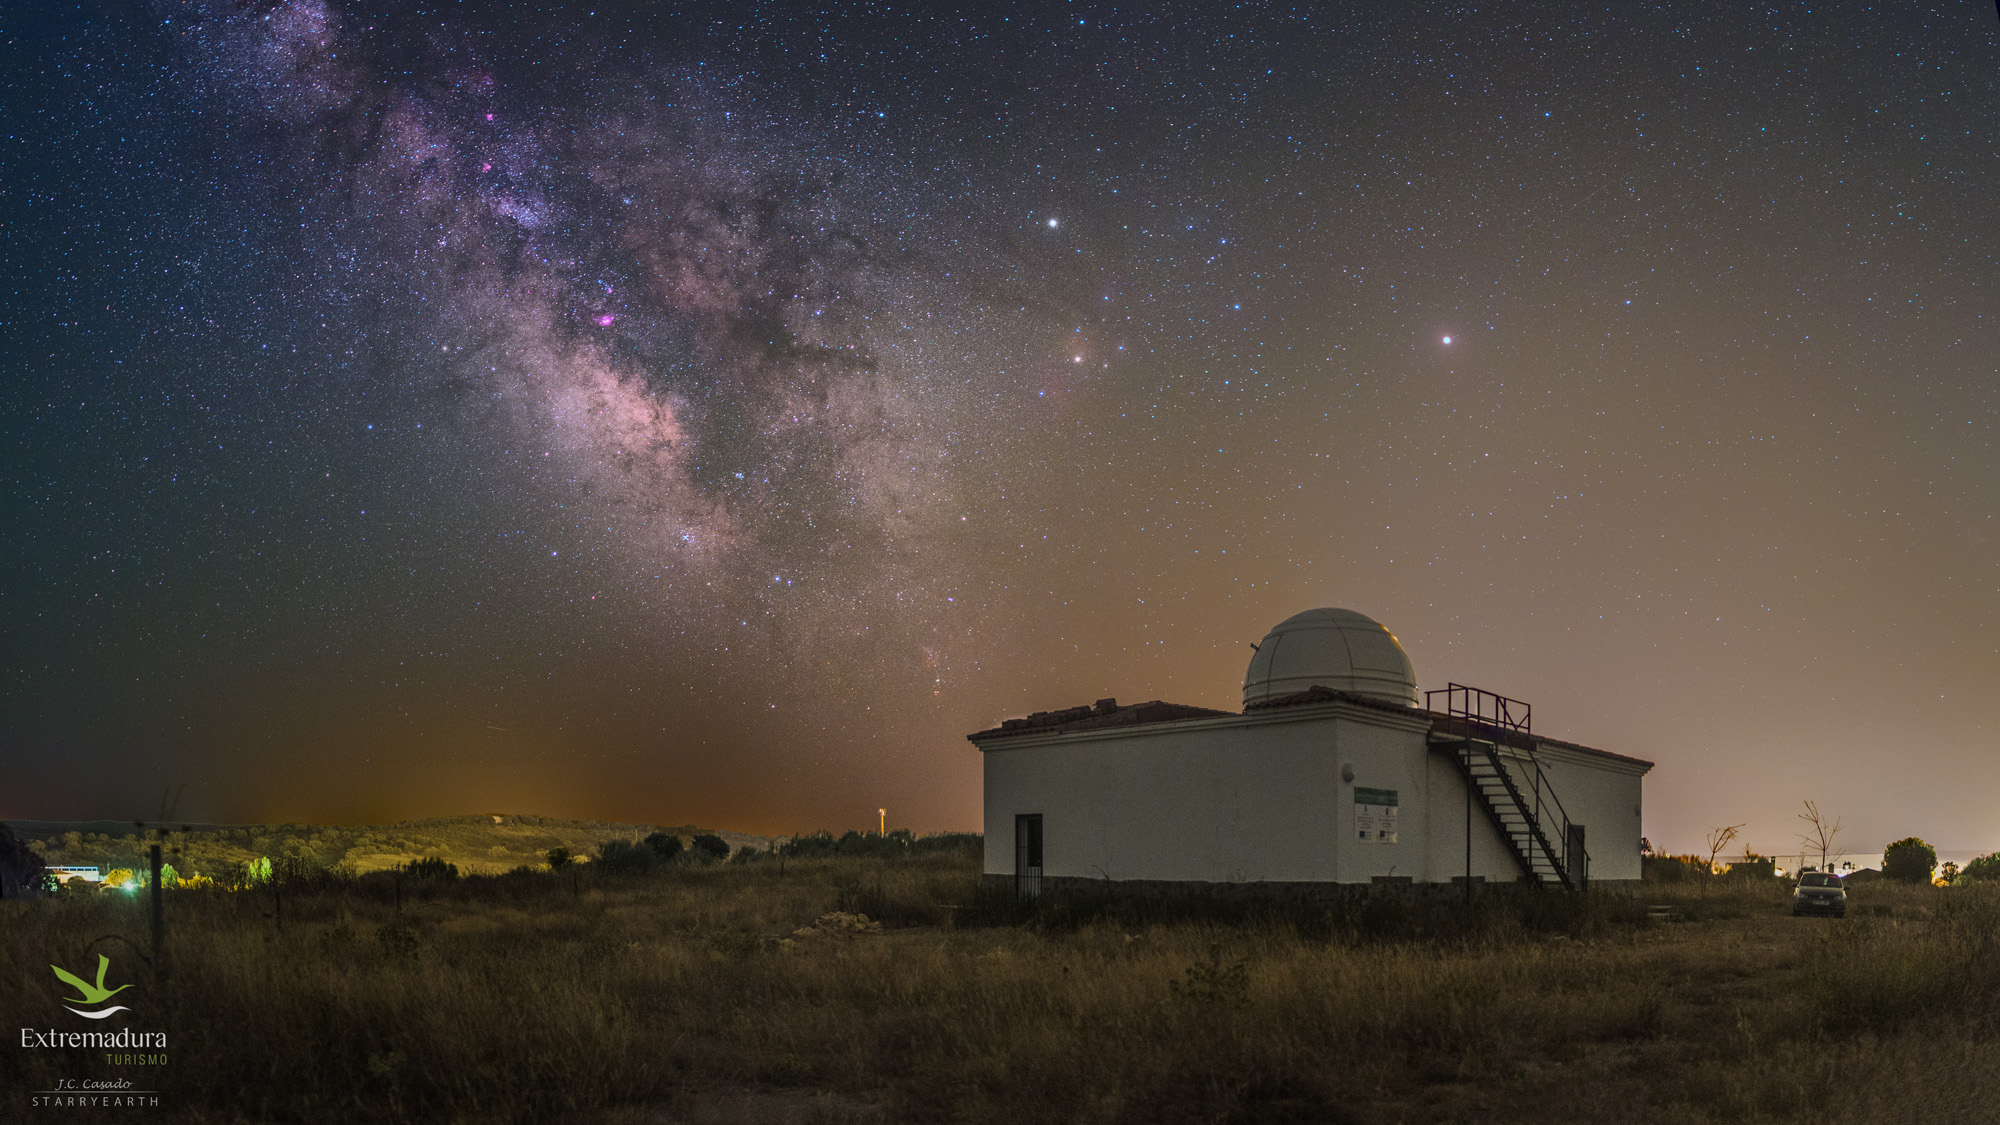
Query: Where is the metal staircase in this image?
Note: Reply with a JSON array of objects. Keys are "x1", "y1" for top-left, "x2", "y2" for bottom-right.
[{"x1": 1427, "y1": 684, "x2": 1588, "y2": 891}]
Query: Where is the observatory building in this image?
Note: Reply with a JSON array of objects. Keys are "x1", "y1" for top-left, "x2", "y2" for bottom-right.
[{"x1": 969, "y1": 608, "x2": 1651, "y2": 895}]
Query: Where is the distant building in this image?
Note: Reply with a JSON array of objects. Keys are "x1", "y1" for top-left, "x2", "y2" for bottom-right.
[
  {"x1": 47, "y1": 866, "x2": 103, "y2": 884},
  {"x1": 969, "y1": 608, "x2": 1653, "y2": 896}
]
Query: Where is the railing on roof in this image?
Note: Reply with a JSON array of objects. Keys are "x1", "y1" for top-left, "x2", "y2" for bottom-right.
[{"x1": 1425, "y1": 682, "x2": 1532, "y2": 734}]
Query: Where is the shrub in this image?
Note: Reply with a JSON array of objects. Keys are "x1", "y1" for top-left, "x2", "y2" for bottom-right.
[
  {"x1": 594, "y1": 839, "x2": 657, "y2": 875},
  {"x1": 642, "y1": 832, "x2": 684, "y2": 862},
  {"x1": 1723, "y1": 855, "x2": 1776, "y2": 880},
  {"x1": 689, "y1": 834, "x2": 730, "y2": 863},
  {"x1": 545, "y1": 847, "x2": 572, "y2": 870},
  {"x1": 375, "y1": 922, "x2": 421, "y2": 959},
  {"x1": 1883, "y1": 837, "x2": 1937, "y2": 884},
  {"x1": 780, "y1": 831, "x2": 837, "y2": 859},
  {"x1": 1642, "y1": 855, "x2": 1707, "y2": 882},
  {"x1": 779, "y1": 829, "x2": 918, "y2": 861},
  {"x1": 405, "y1": 856, "x2": 459, "y2": 881},
  {"x1": 911, "y1": 832, "x2": 982, "y2": 857}
]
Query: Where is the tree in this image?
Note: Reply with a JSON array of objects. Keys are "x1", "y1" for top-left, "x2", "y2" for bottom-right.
[
  {"x1": 690, "y1": 834, "x2": 730, "y2": 863},
  {"x1": 642, "y1": 832, "x2": 684, "y2": 862},
  {"x1": 545, "y1": 847, "x2": 572, "y2": 870},
  {"x1": 0, "y1": 823, "x2": 48, "y2": 898},
  {"x1": 1883, "y1": 837, "x2": 1937, "y2": 884},
  {"x1": 1939, "y1": 861, "x2": 1960, "y2": 886},
  {"x1": 1959, "y1": 853, "x2": 2000, "y2": 882},
  {"x1": 1796, "y1": 801, "x2": 1842, "y2": 871},
  {"x1": 1703, "y1": 824, "x2": 1745, "y2": 876}
]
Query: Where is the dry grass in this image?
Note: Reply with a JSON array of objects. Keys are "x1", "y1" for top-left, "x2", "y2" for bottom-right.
[{"x1": 5, "y1": 859, "x2": 1999, "y2": 1123}]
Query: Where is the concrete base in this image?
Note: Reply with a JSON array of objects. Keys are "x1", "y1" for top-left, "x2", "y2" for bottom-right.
[{"x1": 985, "y1": 873, "x2": 1642, "y2": 900}]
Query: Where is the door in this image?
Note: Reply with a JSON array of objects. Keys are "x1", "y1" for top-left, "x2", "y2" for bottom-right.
[
  {"x1": 1015, "y1": 813, "x2": 1044, "y2": 901},
  {"x1": 1566, "y1": 823, "x2": 1589, "y2": 890}
]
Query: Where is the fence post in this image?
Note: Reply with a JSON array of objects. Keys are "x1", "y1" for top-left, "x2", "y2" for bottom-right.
[{"x1": 149, "y1": 842, "x2": 166, "y2": 979}]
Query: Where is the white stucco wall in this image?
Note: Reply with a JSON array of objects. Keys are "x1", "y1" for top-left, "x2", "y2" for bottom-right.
[
  {"x1": 981, "y1": 701, "x2": 1439, "y2": 884},
  {"x1": 977, "y1": 699, "x2": 1648, "y2": 887},
  {"x1": 1533, "y1": 743, "x2": 1648, "y2": 884},
  {"x1": 1422, "y1": 749, "x2": 1533, "y2": 884}
]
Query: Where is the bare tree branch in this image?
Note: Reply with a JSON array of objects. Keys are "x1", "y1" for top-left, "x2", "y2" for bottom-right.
[
  {"x1": 1703, "y1": 824, "x2": 1745, "y2": 875},
  {"x1": 1796, "y1": 801, "x2": 1842, "y2": 871}
]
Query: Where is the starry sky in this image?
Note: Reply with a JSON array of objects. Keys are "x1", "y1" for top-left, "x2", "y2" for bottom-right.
[{"x1": 3, "y1": 1, "x2": 1996, "y2": 857}]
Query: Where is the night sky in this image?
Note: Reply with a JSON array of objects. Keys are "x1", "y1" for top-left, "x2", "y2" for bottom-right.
[{"x1": 4, "y1": 1, "x2": 1996, "y2": 858}]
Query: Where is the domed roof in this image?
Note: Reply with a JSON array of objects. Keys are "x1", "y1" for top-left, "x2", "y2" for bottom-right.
[{"x1": 1242, "y1": 608, "x2": 1419, "y2": 708}]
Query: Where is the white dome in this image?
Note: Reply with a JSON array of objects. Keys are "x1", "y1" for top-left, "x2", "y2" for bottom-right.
[{"x1": 1242, "y1": 608, "x2": 1418, "y2": 708}]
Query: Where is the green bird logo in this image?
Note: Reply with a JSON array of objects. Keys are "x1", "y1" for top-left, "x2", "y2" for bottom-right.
[{"x1": 51, "y1": 954, "x2": 133, "y2": 1019}]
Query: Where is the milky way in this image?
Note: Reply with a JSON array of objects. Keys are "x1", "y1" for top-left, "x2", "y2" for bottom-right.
[{"x1": 179, "y1": 0, "x2": 1009, "y2": 625}]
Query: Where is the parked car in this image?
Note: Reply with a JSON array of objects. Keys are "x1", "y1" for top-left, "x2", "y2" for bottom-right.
[{"x1": 1791, "y1": 871, "x2": 1847, "y2": 917}]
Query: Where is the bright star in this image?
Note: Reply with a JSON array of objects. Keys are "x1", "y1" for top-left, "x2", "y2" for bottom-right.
[
  {"x1": 1442, "y1": 335, "x2": 1453, "y2": 344},
  {"x1": 1047, "y1": 218, "x2": 1058, "y2": 228}
]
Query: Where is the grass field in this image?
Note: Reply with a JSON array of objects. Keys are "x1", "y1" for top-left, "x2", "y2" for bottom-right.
[{"x1": 5, "y1": 854, "x2": 1999, "y2": 1124}]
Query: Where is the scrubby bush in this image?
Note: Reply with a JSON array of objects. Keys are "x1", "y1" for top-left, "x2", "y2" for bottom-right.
[
  {"x1": 1883, "y1": 837, "x2": 1937, "y2": 883},
  {"x1": 545, "y1": 847, "x2": 572, "y2": 870},
  {"x1": 689, "y1": 834, "x2": 731, "y2": 863},
  {"x1": 1642, "y1": 854, "x2": 1707, "y2": 882},
  {"x1": 779, "y1": 831, "x2": 839, "y2": 859},
  {"x1": 911, "y1": 831, "x2": 982, "y2": 857},
  {"x1": 642, "y1": 832, "x2": 684, "y2": 862},
  {"x1": 1723, "y1": 854, "x2": 1776, "y2": 880},
  {"x1": 594, "y1": 839, "x2": 657, "y2": 875},
  {"x1": 405, "y1": 856, "x2": 459, "y2": 880},
  {"x1": 778, "y1": 829, "x2": 981, "y2": 862}
]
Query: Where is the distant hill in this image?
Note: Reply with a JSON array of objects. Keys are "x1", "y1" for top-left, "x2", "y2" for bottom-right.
[{"x1": 6, "y1": 814, "x2": 784, "y2": 878}]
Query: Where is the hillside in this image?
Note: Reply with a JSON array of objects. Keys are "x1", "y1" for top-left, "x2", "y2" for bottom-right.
[{"x1": 7, "y1": 814, "x2": 783, "y2": 878}]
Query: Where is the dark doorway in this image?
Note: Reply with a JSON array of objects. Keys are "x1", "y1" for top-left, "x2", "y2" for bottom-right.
[
  {"x1": 1015, "y1": 813, "x2": 1044, "y2": 901},
  {"x1": 1567, "y1": 823, "x2": 1589, "y2": 890}
]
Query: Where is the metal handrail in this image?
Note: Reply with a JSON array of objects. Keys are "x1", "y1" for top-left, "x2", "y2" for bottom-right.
[
  {"x1": 1425, "y1": 683, "x2": 1532, "y2": 734},
  {"x1": 1434, "y1": 683, "x2": 1588, "y2": 889}
]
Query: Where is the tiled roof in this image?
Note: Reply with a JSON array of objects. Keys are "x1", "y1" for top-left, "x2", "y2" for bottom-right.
[
  {"x1": 971, "y1": 682, "x2": 1654, "y2": 771},
  {"x1": 967, "y1": 697, "x2": 1235, "y2": 741},
  {"x1": 1242, "y1": 683, "x2": 1421, "y2": 718}
]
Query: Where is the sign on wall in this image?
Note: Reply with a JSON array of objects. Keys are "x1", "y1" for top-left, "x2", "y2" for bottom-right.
[{"x1": 1354, "y1": 787, "x2": 1399, "y2": 844}]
